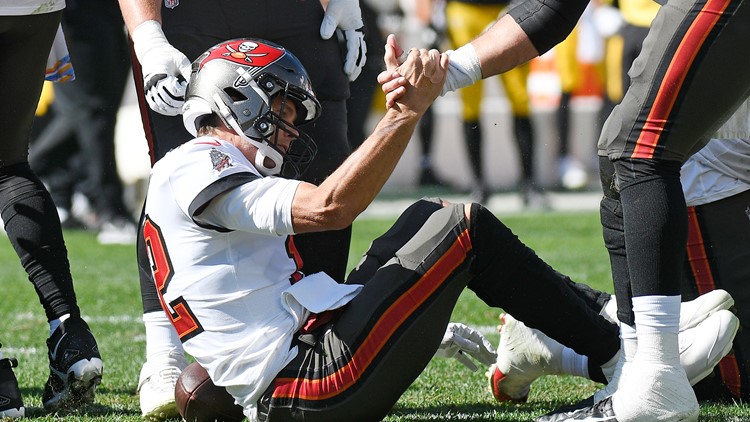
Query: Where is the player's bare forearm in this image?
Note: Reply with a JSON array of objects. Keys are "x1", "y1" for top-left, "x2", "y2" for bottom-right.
[
  {"x1": 118, "y1": 0, "x2": 163, "y2": 33},
  {"x1": 291, "y1": 50, "x2": 447, "y2": 233},
  {"x1": 472, "y1": 14, "x2": 539, "y2": 78},
  {"x1": 291, "y1": 107, "x2": 421, "y2": 233}
]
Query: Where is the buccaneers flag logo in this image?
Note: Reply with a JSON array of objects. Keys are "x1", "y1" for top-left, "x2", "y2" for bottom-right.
[{"x1": 198, "y1": 40, "x2": 285, "y2": 70}]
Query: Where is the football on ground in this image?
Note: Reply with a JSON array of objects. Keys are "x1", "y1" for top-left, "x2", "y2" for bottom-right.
[{"x1": 174, "y1": 362, "x2": 245, "y2": 422}]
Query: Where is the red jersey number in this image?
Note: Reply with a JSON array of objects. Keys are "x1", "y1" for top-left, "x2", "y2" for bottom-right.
[{"x1": 143, "y1": 216, "x2": 204, "y2": 341}]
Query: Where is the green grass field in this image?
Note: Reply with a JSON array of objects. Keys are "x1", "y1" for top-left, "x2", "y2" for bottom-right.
[{"x1": 0, "y1": 210, "x2": 748, "y2": 421}]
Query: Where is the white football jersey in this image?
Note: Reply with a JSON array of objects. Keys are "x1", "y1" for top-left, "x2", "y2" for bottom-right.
[
  {"x1": 143, "y1": 136, "x2": 361, "y2": 418},
  {"x1": 681, "y1": 99, "x2": 750, "y2": 207}
]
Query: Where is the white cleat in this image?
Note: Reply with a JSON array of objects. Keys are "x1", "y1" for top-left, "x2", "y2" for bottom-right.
[
  {"x1": 487, "y1": 313, "x2": 563, "y2": 402},
  {"x1": 599, "y1": 289, "x2": 734, "y2": 331},
  {"x1": 490, "y1": 307, "x2": 739, "y2": 405},
  {"x1": 679, "y1": 290, "x2": 734, "y2": 331},
  {"x1": 592, "y1": 308, "x2": 739, "y2": 405},
  {"x1": 680, "y1": 309, "x2": 739, "y2": 386},
  {"x1": 138, "y1": 352, "x2": 189, "y2": 421}
]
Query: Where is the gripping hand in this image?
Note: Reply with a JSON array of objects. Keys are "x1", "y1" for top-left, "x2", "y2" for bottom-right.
[
  {"x1": 132, "y1": 20, "x2": 192, "y2": 116},
  {"x1": 435, "y1": 322, "x2": 497, "y2": 372}
]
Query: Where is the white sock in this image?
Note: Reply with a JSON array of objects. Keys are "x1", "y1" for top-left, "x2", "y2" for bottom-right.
[
  {"x1": 49, "y1": 313, "x2": 70, "y2": 336},
  {"x1": 621, "y1": 322, "x2": 638, "y2": 361},
  {"x1": 633, "y1": 295, "x2": 680, "y2": 364},
  {"x1": 143, "y1": 311, "x2": 184, "y2": 361},
  {"x1": 561, "y1": 347, "x2": 589, "y2": 379},
  {"x1": 612, "y1": 295, "x2": 698, "y2": 421}
]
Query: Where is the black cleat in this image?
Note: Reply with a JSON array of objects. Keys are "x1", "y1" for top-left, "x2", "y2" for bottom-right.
[
  {"x1": 42, "y1": 317, "x2": 103, "y2": 412},
  {"x1": 0, "y1": 347, "x2": 24, "y2": 419}
]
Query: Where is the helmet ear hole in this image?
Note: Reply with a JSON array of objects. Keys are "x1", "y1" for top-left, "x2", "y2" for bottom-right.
[{"x1": 223, "y1": 87, "x2": 248, "y2": 102}]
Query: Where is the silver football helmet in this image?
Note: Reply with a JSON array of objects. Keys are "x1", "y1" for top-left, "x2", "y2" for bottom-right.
[{"x1": 183, "y1": 38, "x2": 321, "y2": 178}]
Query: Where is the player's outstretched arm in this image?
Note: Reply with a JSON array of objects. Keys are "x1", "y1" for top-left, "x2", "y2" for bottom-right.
[
  {"x1": 379, "y1": 15, "x2": 538, "y2": 108},
  {"x1": 291, "y1": 48, "x2": 448, "y2": 233}
]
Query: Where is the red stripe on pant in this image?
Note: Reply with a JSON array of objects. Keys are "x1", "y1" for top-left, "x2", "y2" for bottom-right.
[
  {"x1": 686, "y1": 206, "x2": 716, "y2": 294},
  {"x1": 271, "y1": 229, "x2": 473, "y2": 401},
  {"x1": 685, "y1": 206, "x2": 741, "y2": 398},
  {"x1": 632, "y1": 0, "x2": 734, "y2": 158}
]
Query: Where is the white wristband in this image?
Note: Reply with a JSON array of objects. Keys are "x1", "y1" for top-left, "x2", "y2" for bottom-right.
[
  {"x1": 131, "y1": 20, "x2": 169, "y2": 63},
  {"x1": 442, "y1": 43, "x2": 482, "y2": 95}
]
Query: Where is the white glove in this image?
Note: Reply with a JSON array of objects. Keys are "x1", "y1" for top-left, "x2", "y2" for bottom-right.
[
  {"x1": 131, "y1": 20, "x2": 192, "y2": 116},
  {"x1": 434, "y1": 322, "x2": 497, "y2": 372},
  {"x1": 336, "y1": 27, "x2": 367, "y2": 81},
  {"x1": 320, "y1": 0, "x2": 367, "y2": 81}
]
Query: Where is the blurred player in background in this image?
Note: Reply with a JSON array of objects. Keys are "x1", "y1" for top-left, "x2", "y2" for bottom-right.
[{"x1": 445, "y1": 0, "x2": 544, "y2": 206}]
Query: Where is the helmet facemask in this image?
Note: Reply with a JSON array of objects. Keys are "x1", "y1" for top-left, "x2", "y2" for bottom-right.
[{"x1": 245, "y1": 75, "x2": 318, "y2": 179}]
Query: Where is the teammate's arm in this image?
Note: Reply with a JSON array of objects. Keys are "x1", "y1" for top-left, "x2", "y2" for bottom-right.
[
  {"x1": 118, "y1": 0, "x2": 162, "y2": 30},
  {"x1": 118, "y1": 0, "x2": 192, "y2": 116},
  {"x1": 379, "y1": 0, "x2": 589, "y2": 105}
]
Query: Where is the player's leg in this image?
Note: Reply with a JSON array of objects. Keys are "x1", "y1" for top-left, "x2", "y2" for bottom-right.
[
  {"x1": 502, "y1": 63, "x2": 546, "y2": 206},
  {"x1": 262, "y1": 199, "x2": 625, "y2": 420},
  {"x1": 571, "y1": 0, "x2": 750, "y2": 419},
  {"x1": 261, "y1": 199, "x2": 472, "y2": 421},
  {"x1": 0, "y1": 11, "x2": 102, "y2": 412}
]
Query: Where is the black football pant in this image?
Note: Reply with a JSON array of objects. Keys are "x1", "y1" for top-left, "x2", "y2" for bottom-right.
[{"x1": 257, "y1": 199, "x2": 618, "y2": 421}]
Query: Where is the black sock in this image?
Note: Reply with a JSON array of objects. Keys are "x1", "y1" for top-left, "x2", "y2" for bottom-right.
[{"x1": 616, "y1": 160, "x2": 686, "y2": 297}]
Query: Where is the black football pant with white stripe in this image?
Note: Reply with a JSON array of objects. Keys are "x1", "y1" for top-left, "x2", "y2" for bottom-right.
[{"x1": 257, "y1": 198, "x2": 618, "y2": 421}]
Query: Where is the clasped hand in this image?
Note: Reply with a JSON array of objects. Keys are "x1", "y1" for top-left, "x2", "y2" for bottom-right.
[{"x1": 377, "y1": 34, "x2": 447, "y2": 114}]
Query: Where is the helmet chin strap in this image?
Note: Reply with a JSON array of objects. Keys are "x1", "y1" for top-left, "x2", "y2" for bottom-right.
[{"x1": 212, "y1": 94, "x2": 283, "y2": 176}]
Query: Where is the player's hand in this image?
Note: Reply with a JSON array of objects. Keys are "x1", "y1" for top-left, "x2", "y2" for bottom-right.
[
  {"x1": 336, "y1": 27, "x2": 367, "y2": 81},
  {"x1": 377, "y1": 34, "x2": 408, "y2": 108},
  {"x1": 393, "y1": 46, "x2": 447, "y2": 114},
  {"x1": 131, "y1": 20, "x2": 192, "y2": 116},
  {"x1": 434, "y1": 322, "x2": 497, "y2": 372},
  {"x1": 321, "y1": 0, "x2": 367, "y2": 81}
]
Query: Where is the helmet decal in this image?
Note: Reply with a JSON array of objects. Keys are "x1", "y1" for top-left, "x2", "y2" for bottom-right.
[{"x1": 198, "y1": 40, "x2": 285, "y2": 71}]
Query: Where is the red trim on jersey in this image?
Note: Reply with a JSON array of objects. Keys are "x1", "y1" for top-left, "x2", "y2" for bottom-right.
[
  {"x1": 685, "y1": 206, "x2": 717, "y2": 294},
  {"x1": 718, "y1": 354, "x2": 742, "y2": 399},
  {"x1": 632, "y1": 0, "x2": 732, "y2": 158},
  {"x1": 271, "y1": 229, "x2": 473, "y2": 401}
]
